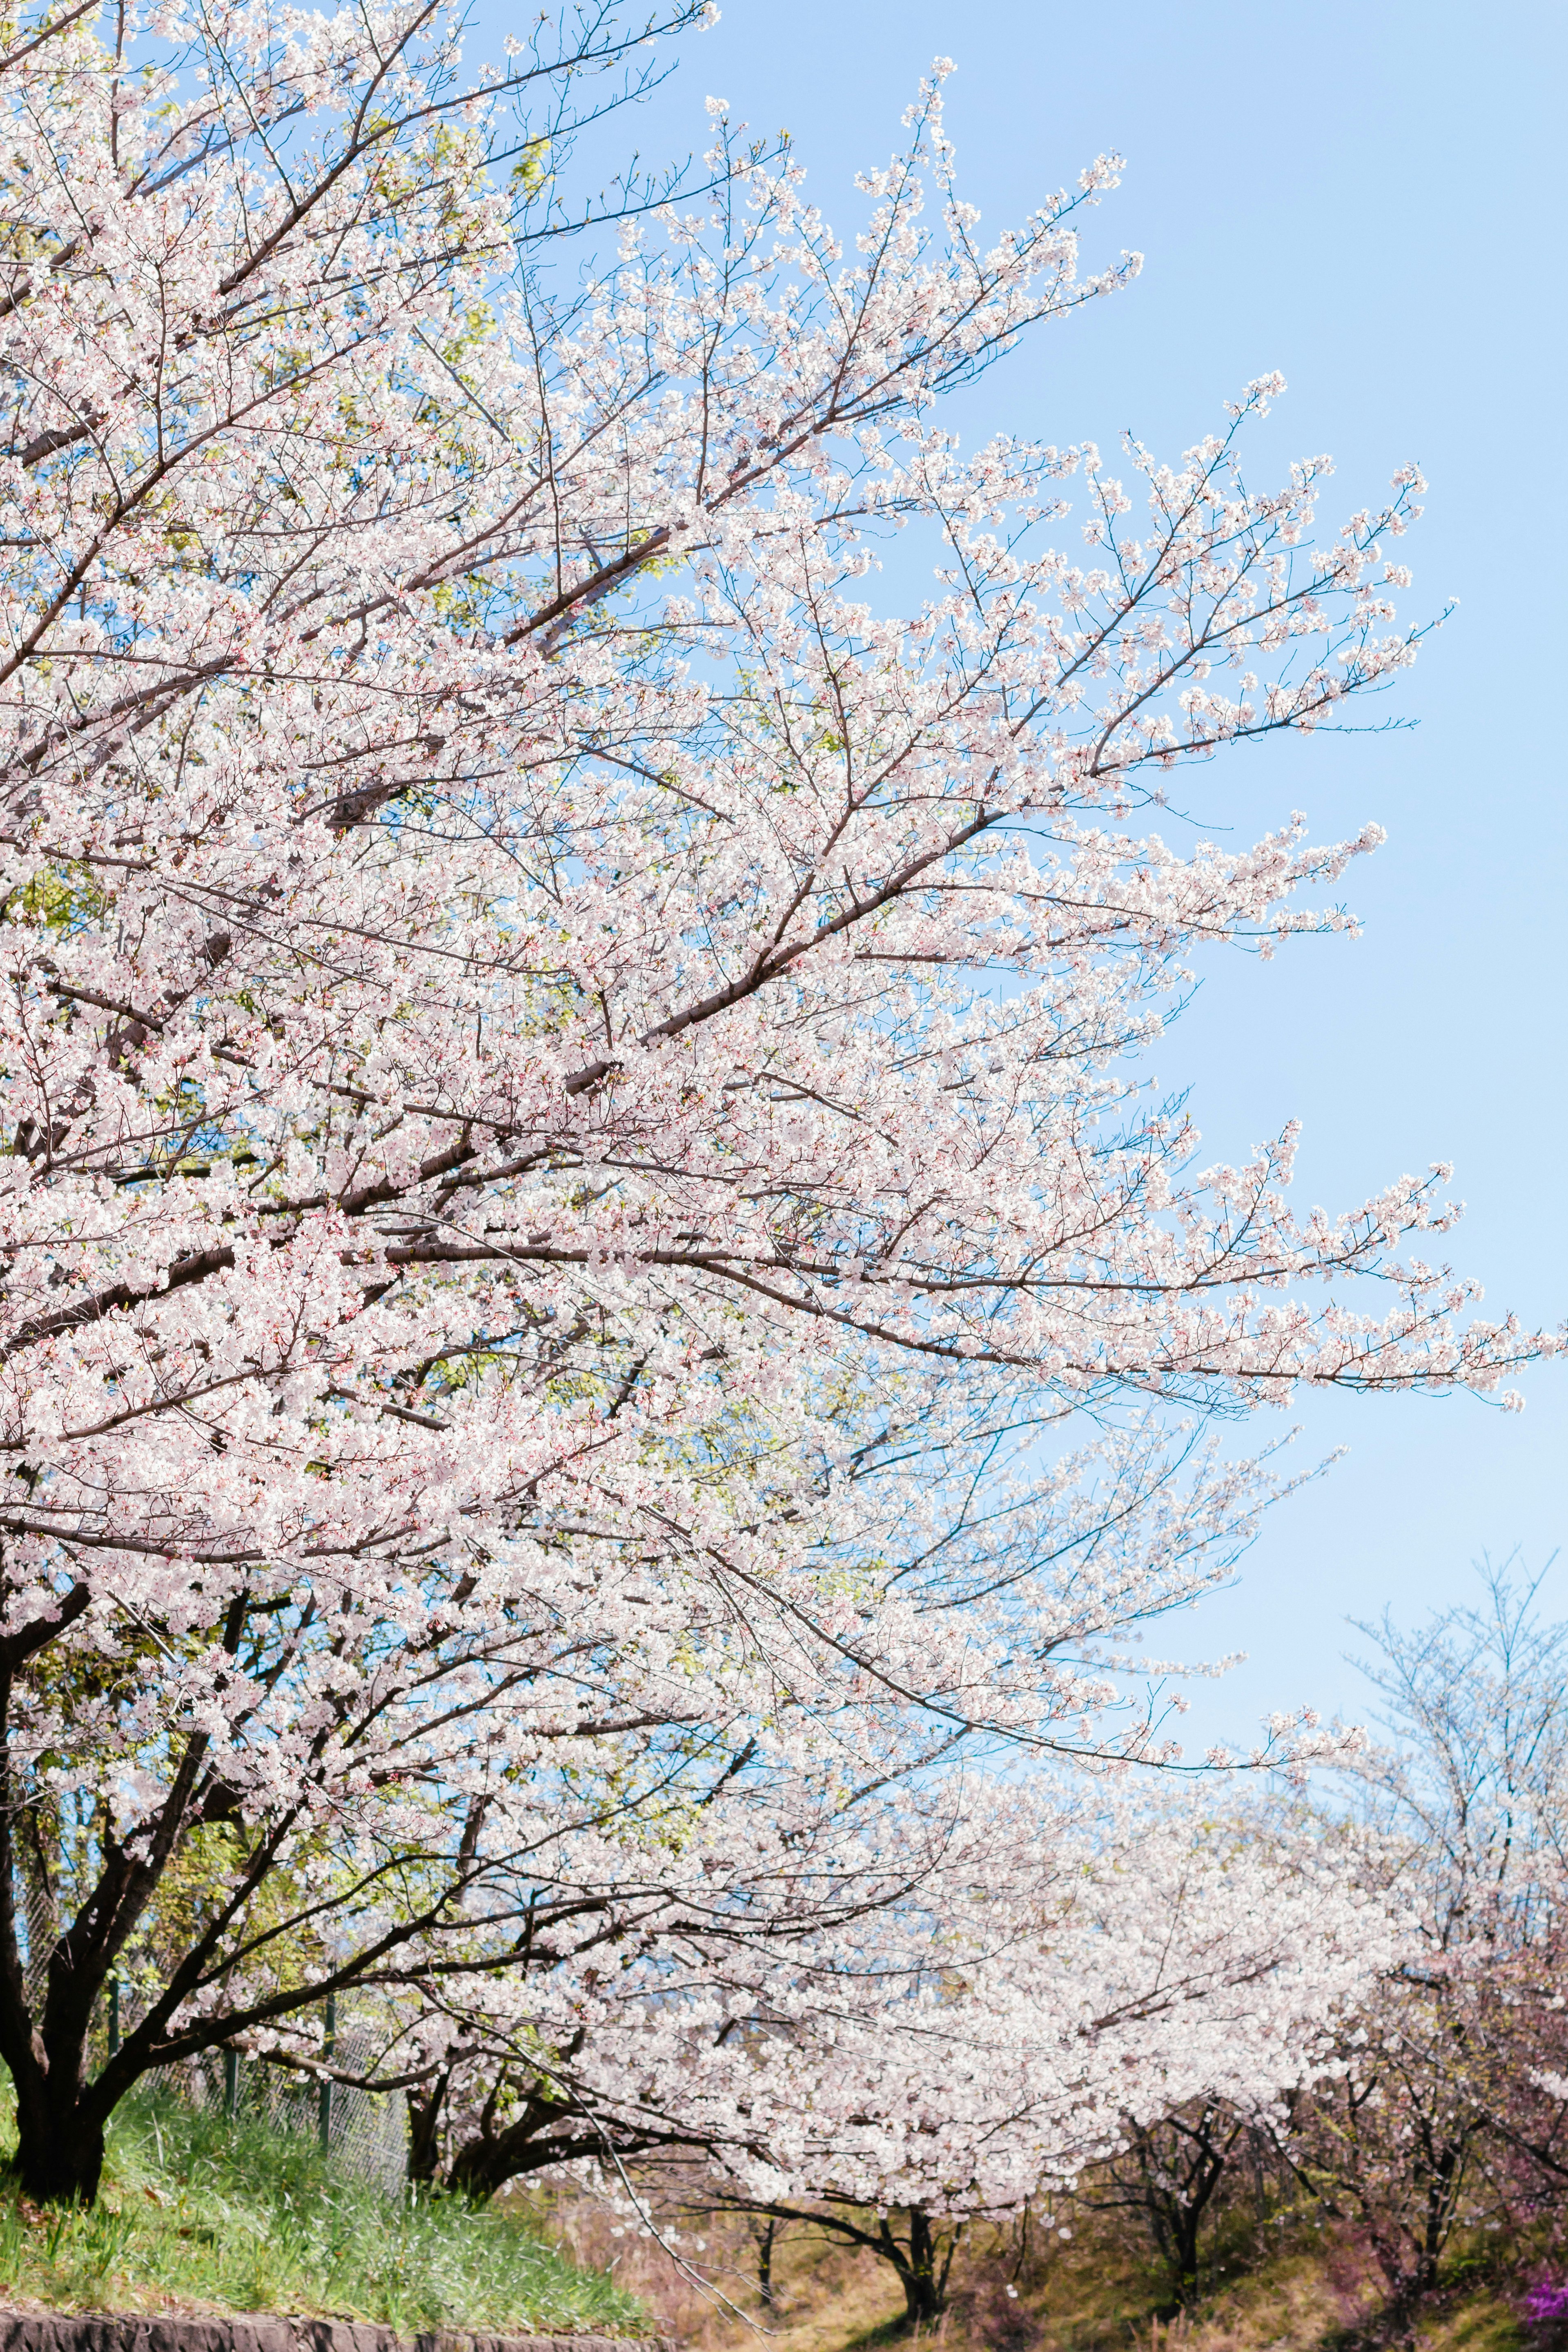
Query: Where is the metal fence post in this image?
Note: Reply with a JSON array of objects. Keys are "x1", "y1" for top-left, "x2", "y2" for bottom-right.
[
  {"x1": 318, "y1": 1991, "x2": 335, "y2": 2154},
  {"x1": 224, "y1": 2046, "x2": 239, "y2": 2118}
]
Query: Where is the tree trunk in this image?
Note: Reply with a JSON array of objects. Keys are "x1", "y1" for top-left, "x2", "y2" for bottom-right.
[
  {"x1": 898, "y1": 2268, "x2": 944, "y2": 2328},
  {"x1": 1171, "y1": 2204, "x2": 1201, "y2": 2311},
  {"x1": 407, "y1": 2072, "x2": 448, "y2": 2185},
  {"x1": 444, "y1": 2116, "x2": 605, "y2": 2202},
  {"x1": 884, "y1": 2208, "x2": 955, "y2": 2327},
  {"x1": 0, "y1": 1948, "x2": 109, "y2": 2206},
  {"x1": 8, "y1": 2078, "x2": 106, "y2": 2205}
]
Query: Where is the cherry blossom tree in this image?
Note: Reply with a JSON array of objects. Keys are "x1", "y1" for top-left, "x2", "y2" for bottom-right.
[
  {"x1": 483, "y1": 1790, "x2": 1392, "y2": 2326},
  {"x1": 1259, "y1": 1566, "x2": 1568, "y2": 2323},
  {"x1": 0, "y1": 0, "x2": 1549, "y2": 2207},
  {"x1": 1077, "y1": 2098, "x2": 1266, "y2": 2314}
]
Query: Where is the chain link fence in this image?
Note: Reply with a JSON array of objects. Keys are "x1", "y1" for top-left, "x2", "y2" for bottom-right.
[
  {"x1": 177, "y1": 2021, "x2": 411, "y2": 2196},
  {"x1": 20, "y1": 1871, "x2": 409, "y2": 2196}
]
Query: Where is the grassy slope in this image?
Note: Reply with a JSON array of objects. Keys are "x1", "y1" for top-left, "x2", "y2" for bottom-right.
[{"x1": 0, "y1": 2088, "x2": 648, "y2": 2333}]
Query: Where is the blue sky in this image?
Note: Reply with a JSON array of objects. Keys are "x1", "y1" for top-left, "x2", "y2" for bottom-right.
[{"x1": 516, "y1": 0, "x2": 1568, "y2": 1743}]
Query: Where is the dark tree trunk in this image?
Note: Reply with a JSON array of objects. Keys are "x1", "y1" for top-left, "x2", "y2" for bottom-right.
[
  {"x1": 407, "y1": 2071, "x2": 449, "y2": 2185},
  {"x1": 755, "y1": 2215, "x2": 778, "y2": 2306},
  {"x1": 8, "y1": 2074, "x2": 106, "y2": 2205},
  {"x1": 882, "y1": 2207, "x2": 958, "y2": 2327},
  {"x1": 1120, "y1": 2104, "x2": 1242, "y2": 2314},
  {"x1": 444, "y1": 2107, "x2": 606, "y2": 2203},
  {"x1": 447, "y1": 2131, "x2": 513, "y2": 2202},
  {"x1": 898, "y1": 2268, "x2": 944, "y2": 2328},
  {"x1": 1169, "y1": 2201, "x2": 1203, "y2": 2311},
  {"x1": 1, "y1": 1909, "x2": 112, "y2": 2205}
]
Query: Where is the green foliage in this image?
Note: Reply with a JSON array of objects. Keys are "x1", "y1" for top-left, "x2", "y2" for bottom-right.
[
  {"x1": 2, "y1": 862, "x2": 107, "y2": 935},
  {"x1": 0, "y1": 2080, "x2": 648, "y2": 2331}
]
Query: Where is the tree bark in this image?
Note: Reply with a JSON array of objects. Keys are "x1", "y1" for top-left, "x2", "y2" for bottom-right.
[
  {"x1": 444, "y1": 2108, "x2": 607, "y2": 2202},
  {"x1": 407, "y1": 2072, "x2": 449, "y2": 2185},
  {"x1": 882, "y1": 2207, "x2": 958, "y2": 2326},
  {"x1": 755, "y1": 2214, "x2": 778, "y2": 2307},
  {"x1": 8, "y1": 2078, "x2": 106, "y2": 2205}
]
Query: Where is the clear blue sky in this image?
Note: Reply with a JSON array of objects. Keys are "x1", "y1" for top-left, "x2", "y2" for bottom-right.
[{"x1": 521, "y1": 0, "x2": 1568, "y2": 1742}]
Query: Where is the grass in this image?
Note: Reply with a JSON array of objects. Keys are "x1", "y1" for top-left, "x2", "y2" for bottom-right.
[{"x1": 0, "y1": 2083, "x2": 649, "y2": 2333}]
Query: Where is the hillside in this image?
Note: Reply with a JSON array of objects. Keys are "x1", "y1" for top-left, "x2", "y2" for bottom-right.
[
  {"x1": 0, "y1": 2087, "x2": 644, "y2": 2335},
  {"x1": 532, "y1": 2189, "x2": 1537, "y2": 2352}
]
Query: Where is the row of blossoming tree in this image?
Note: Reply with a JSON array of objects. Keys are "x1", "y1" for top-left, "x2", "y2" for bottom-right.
[
  {"x1": 591, "y1": 1564, "x2": 1568, "y2": 2335},
  {"x1": 0, "y1": 0, "x2": 1552, "y2": 2223}
]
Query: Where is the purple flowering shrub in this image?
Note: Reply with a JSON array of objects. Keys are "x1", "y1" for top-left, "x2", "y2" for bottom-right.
[{"x1": 1525, "y1": 2276, "x2": 1568, "y2": 2330}]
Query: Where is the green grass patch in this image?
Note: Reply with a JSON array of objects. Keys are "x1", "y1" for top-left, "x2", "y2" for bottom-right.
[{"x1": 0, "y1": 2083, "x2": 647, "y2": 2333}]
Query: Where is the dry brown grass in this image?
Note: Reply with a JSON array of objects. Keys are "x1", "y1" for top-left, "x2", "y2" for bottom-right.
[{"x1": 518, "y1": 2187, "x2": 1532, "y2": 2352}]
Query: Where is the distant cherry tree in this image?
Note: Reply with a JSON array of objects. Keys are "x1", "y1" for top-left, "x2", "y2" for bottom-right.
[
  {"x1": 1262, "y1": 1566, "x2": 1568, "y2": 2322},
  {"x1": 528, "y1": 1792, "x2": 1388, "y2": 2326}
]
